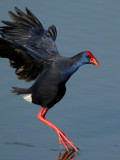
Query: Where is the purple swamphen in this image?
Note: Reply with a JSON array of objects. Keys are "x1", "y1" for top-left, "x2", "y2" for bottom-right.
[{"x1": 0, "y1": 7, "x2": 99, "y2": 151}]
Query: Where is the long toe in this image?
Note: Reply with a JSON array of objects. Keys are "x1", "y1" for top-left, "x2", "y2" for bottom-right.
[{"x1": 57, "y1": 130, "x2": 78, "y2": 152}]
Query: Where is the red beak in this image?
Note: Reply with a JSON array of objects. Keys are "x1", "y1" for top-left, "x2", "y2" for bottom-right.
[
  {"x1": 90, "y1": 57, "x2": 99, "y2": 67},
  {"x1": 87, "y1": 51, "x2": 99, "y2": 67}
]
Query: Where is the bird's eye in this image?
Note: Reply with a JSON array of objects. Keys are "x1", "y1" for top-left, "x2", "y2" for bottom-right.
[{"x1": 86, "y1": 55, "x2": 90, "y2": 58}]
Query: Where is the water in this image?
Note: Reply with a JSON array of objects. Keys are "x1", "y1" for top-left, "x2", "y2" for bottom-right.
[{"x1": 0, "y1": 0, "x2": 120, "y2": 159}]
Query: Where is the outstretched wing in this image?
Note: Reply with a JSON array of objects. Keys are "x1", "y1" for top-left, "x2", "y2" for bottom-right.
[
  {"x1": 0, "y1": 7, "x2": 59, "y2": 59},
  {"x1": 0, "y1": 38, "x2": 52, "y2": 81}
]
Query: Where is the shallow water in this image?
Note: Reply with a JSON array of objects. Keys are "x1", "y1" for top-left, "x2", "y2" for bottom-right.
[{"x1": 0, "y1": 0, "x2": 120, "y2": 160}]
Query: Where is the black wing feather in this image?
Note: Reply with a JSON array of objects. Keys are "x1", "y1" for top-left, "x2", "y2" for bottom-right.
[
  {"x1": 0, "y1": 7, "x2": 59, "y2": 58},
  {"x1": 47, "y1": 25, "x2": 57, "y2": 41},
  {"x1": 0, "y1": 38, "x2": 51, "y2": 81}
]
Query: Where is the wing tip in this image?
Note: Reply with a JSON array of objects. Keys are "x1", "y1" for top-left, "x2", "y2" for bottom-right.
[{"x1": 47, "y1": 24, "x2": 57, "y2": 41}]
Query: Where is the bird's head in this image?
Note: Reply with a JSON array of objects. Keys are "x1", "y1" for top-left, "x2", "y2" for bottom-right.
[
  {"x1": 71, "y1": 50, "x2": 99, "y2": 71},
  {"x1": 86, "y1": 51, "x2": 99, "y2": 67}
]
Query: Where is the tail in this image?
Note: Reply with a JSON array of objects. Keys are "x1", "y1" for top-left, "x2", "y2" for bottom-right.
[
  {"x1": 12, "y1": 87, "x2": 32, "y2": 103},
  {"x1": 12, "y1": 87, "x2": 30, "y2": 95}
]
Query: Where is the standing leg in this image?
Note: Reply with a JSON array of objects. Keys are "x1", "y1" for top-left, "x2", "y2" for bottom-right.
[{"x1": 37, "y1": 107, "x2": 78, "y2": 152}]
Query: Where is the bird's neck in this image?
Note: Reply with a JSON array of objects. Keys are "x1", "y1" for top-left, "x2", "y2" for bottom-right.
[
  {"x1": 62, "y1": 52, "x2": 89, "y2": 80},
  {"x1": 70, "y1": 52, "x2": 89, "y2": 72}
]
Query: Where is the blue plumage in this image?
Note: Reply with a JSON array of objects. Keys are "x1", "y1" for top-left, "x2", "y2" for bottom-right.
[{"x1": 0, "y1": 7, "x2": 99, "y2": 151}]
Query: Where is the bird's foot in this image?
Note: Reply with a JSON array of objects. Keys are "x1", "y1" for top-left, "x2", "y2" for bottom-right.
[
  {"x1": 57, "y1": 129, "x2": 78, "y2": 152},
  {"x1": 58, "y1": 148, "x2": 79, "y2": 160}
]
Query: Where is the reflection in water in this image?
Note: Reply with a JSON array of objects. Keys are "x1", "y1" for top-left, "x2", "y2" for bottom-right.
[
  {"x1": 57, "y1": 149, "x2": 79, "y2": 160},
  {"x1": 4, "y1": 142, "x2": 35, "y2": 147}
]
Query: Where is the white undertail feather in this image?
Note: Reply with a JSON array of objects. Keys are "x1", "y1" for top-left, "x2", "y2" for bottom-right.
[{"x1": 21, "y1": 94, "x2": 32, "y2": 103}]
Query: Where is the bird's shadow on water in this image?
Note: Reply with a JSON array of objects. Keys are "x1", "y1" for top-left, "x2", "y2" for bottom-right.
[
  {"x1": 50, "y1": 148, "x2": 80, "y2": 160},
  {"x1": 4, "y1": 142, "x2": 79, "y2": 159},
  {"x1": 4, "y1": 141, "x2": 35, "y2": 147}
]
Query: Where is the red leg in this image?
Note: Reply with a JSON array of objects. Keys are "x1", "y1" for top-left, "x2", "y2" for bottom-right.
[{"x1": 37, "y1": 107, "x2": 78, "y2": 152}]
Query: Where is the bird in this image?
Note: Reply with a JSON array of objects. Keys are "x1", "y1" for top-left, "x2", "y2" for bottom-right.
[{"x1": 0, "y1": 7, "x2": 99, "y2": 152}]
